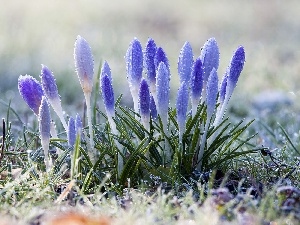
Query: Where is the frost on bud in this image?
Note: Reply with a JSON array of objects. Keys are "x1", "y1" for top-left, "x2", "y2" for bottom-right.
[
  {"x1": 139, "y1": 79, "x2": 150, "y2": 130},
  {"x1": 206, "y1": 68, "x2": 218, "y2": 119},
  {"x1": 18, "y1": 75, "x2": 43, "y2": 115},
  {"x1": 126, "y1": 38, "x2": 143, "y2": 114},
  {"x1": 176, "y1": 82, "x2": 189, "y2": 142},
  {"x1": 190, "y1": 58, "x2": 203, "y2": 116},
  {"x1": 40, "y1": 65, "x2": 68, "y2": 131},
  {"x1": 178, "y1": 41, "x2": 193, "y2": 84},
  {"x1": 150, "y1": 95, "x2": 157, "y2": 120},
  {"x1": 154, "y1": 47, "x2": 170, "y2": 73},
  {"x1": 74, "y1": 35, "x2": 94, "y2": 94},
  {"x1": 200, "y1": 38, "x2": 220, "y2": 87},
  {"x1": 226, "y1": 46, "x2": 245, "y2": 99},
  {"x1": 101, "y1": 74, "x2": 115, "y2": 117},
  {"x1": 144, "y1": 38, "x2": 157, "y2": 91},
  {"x1": 100, "y1": 60, "x2": 112, "y2": 82},
  {"x1": 38, "y1": 96, "x2": 51, "y2": 171},
  {"x1": 219, "y1": 71, "x2": 228, "y2": 105},
  {"x1": 68, "y1": 117, "x2": 76, "y2": 147},
  {"x1": 126, "y1": 38, "x2": 143, "y2": 87},
  {"x1": 75, "y1": 113, "x2": 83, "y2": 137},
  {"x1": 156, "y1": 62, "x2": 170, "y2": 131}
]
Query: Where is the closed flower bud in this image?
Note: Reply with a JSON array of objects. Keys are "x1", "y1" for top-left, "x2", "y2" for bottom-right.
[
  {"x1": 200, "y1": 38, "x2": 220, "y2": 90},
  {"x1": 74, "y1": 35, "x2": 94, "y2": 94},
  {"x1": 206, "y1": 68, "x2": 218, "y2": 119},
  {"x1": 144, "y1": 38, "x2": 157, "y2": 90},
  {"x1": 219, "y1": 71, "x2": 228, "y2": 105},
  {"x1": 100, "y1": 60, "x2": 112, "y2": 82},
  {"x1": 154, "y1": 47, "x2": 170, "y2": 72},
  {"x1": 150, "y1": 95, "x2": 157, "y2": 120},
  {"x1": 40, "y1": 65, "x2": 68, "y2": 131},
  {"x1": 68, "y1": 117, "x2": 76, "y2": 147},
  {"x1": 18, "y1": 75, "x2": 43, "y2": 116},
  {"x1": 176, "y1": 82, "x2": 189, "y2": 141},
  {"x1": 178, "y1": 41, "x2": 193, "y2": 84},
  {"x1": 139, "y1": 79, "x2": 150, "y2": 130},
  {"x1": 75, "y1": 113, "x2": 83, "y2": 137},
  {"x1": 156, "y1": 62, "x2": 170, "y2": 131},
  {"x1": 101, "y1": 74, "x2": 115, "y2": 117},
  {"x1": 190, "y1": 58, "x2": 203, "y2": 116},
  {"x1": 39, "y1": 96, "x2": 51, "y2": 171}
]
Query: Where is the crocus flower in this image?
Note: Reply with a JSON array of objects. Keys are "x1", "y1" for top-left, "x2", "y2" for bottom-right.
[
  {"x1": 40, "y1": 65, "x2": 68, "y2": 131},
  {"x1": 176, "y1": 82, "x2": 189, "y2": 142},
  {"x1": 150, "y1": 95, "x2": 157, "y2": 120},
  {"x1": 39, "y1": 96, "x2": 51, "y2": 171},
  {"x1": 100, "y1": 60, "x2": 112, "y2": 82},
  {"x1": 154, "y1": 47, "x2": 170, "y2": 72},
  {"x1": 190, "y1": 58, "x2": 204, "y2": 117},
  {"x1": 68, "y1": 117, "x2": 76, "y2": 147},
  {"x1": 219, "y1": 71, "x2": 228, "y2": 106},
  {"x1": 214, "y1": 46, "x2": 245, "y2": 126},
  {"x1": 74, "y1": 35, "x2": 94, "y2": 94},
  {"x1": 74, "y1": 35, "x2": 94, "y2": 151},
  {"x1": 178, "y1": 41, "x2": 193, "y2": 84},
  {"x1": 126, "y1": 38, "x2": 143, "y2": 114},
  {"x1": 18, "y1": 75, "x2": 43, "y2": 115},
  {"x1": 200, "y1": 38, "x2": 219, "y2": 100},
  {"x1": 144, "y1": 38, "x2": 157, "y2": 98},
  {"x1": 75, "y1": 113, "x2": 83, "y2": 137},
  {"x1": 139, "y1": 79, "x2": 150, "y2": 131},
  {"x1": 156, "y1": 62, "x2": 170, "y2": 133},
  {"x1": 197, "y1": 68, "x2": 218, "y2": 171},
  {"x1": 101, "y1": 73, "x2": 117, "y2": 134}
]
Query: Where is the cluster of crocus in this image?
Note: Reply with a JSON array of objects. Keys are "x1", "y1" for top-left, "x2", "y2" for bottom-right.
[{"x1": 18, "y1": 35, "x2": 245, "y2": 175}]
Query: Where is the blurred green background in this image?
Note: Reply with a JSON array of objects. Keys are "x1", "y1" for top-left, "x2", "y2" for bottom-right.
[{"x1": 1, "y1": 0, "x2": 300, "y2": 117}]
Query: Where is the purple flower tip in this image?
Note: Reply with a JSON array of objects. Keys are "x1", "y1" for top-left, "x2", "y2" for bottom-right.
[
  {"x1": 150, "y1": 95, "x2": 157, "y2": 120},
  {"x1": 126, "y1": 38, "x2": 143, "y2": 87},
  {"x1": 200, "y1": 38, "x2": 220, "y2": 83},
  {"x1": 68, "y1": 117, "x2": 76, "y2": 147},
  {"x1": 74, "y1": 35, "x2": 94, "y2": 93},
  {"x1": 228, "y1": 46, "x2": 245, "y2": 87},
  {"x1": 101, "y1": 74, "x2": 115, "y2": 115},
  {"x1": 154, "y1": 47, "x2": 170, "y2": 72},
  {"x1": 176, "y1": 82, "x2": 189, "y2": 132},
  {"x1": 139, "y1": 79, "x2": 150, "y2": 117},
  {"x1": 18, "y1": 75, "x2": 44, "y2": 115},
  {"x1": 206, "y1": 68, "x2": 219, "y2": 117},
  {"x1": 39, "y1": 96, "x2": 51, "y2": 139},
  {"x1": 101, "y1": 60, "x2": 112, "y2": 82},
  {"x1": 156, "y1": 62, "x2": 170, "y2": 116},
  {"x1": 40, "y1": 65, "x2": 59, "y2": 101},
  {"x1": 191, "y1": 57, "x2": 204, "y2": 101},
  {"x1": 219, "y1": 71, "x2": 228, "y2": 104},
  {"x1": 178, "y1": 41, "x2": 193, "y2": 84},
  {"x1": 144, "y1": 38, "x2": 157, "y2": 87}
]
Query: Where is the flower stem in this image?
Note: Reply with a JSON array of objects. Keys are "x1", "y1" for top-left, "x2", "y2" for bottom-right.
[{"x1": 84, "y1": 92, "x2": 95, "y2": 163}]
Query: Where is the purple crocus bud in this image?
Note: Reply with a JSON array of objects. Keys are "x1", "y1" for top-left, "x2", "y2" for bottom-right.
[
  {"x1": 150, "y1": 95, "x2": 157, "y2": 120},
  {"x1": 226, "y1": 46, "x2": 245, "y2": 99},
  {"x1": 154, "y1": 47, "x2": 170, "y2": 72},
  {"x1": 190, "y1": 58, "x2": 203, "y2": 117},
  {"x1": 219, "y1": 71, "x2": 228, "y2": 105},
  {"x1": 75, "y1": 113, "x2": 83, "y2": 137},
  {"x1": 40, "y1": 65, "x2": 68, "y2": 131},
  {"x1": 200, "y1": 38, "x2": 219, "y2": 97},
  {"x1": 156, "y1": 62, "x2": 170, "y2": 132},
  {"x1": 39, "y1": 96, "x2": 51, "y2": 171},
  {"x1": 139, "y1": 79, "x2": 150, "y2": 130},
  {"x1": 74, "y1": 35, "x2": 94, "y2": 94},
  {"x1": 176, "y1": 82, "x2": 189, "y2": 142},
  {"x1": 206, "y1": 68, "x2": 218, "y2": 119},
  {"x1": 68, "y1": 117, "x2": 76, "y2": 147},
  {"x1": 100, "y1": 60, "x2": 112, "y2": 82},
  {"x1": 144, "y1": 38, "x2": 157, "y2": 91},
  {"x1": 101, "y1": 74, "x2": 115, "y2": 117},
  {"x1": 178, "y1": 41, "x2": 193, "y2": 84},
  {"x1": 126, "y1": 38, "x2": 143, "y2": 114},
  {"x1": 18, "y1": 75, "x2": 43, "y2": 115}
]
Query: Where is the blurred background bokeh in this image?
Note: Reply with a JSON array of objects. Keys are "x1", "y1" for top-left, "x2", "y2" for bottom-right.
[{"x1": 1, "y1": 0, "x2": 300, "y2": 119}]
